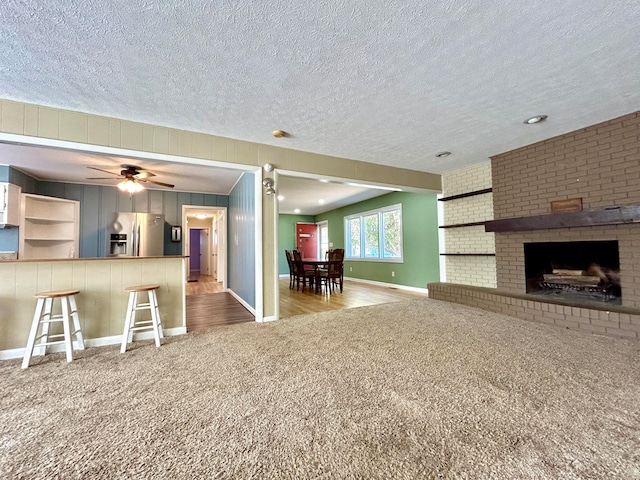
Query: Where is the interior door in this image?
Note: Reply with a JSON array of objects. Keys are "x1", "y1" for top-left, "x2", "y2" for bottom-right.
[
  {"x1": 199, "y1": 229, "x2": 210, "y2": 275},
  {"x1": 217, "y1": 212, "x2": 226, "y2": 287},
  {"x1": 212, "y1": 215, "x2": 219, "y2": 279},
  {"x1": 189, "y1": 229, "x2": 201, "y2": 273},
  {"x1": 296, "y1": 223, "x2": 318, "y2": 259}
]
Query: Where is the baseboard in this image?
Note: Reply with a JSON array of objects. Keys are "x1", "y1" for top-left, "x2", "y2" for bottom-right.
[
  {"x1": 343, "y1": 276, "x2": 429, "y2": 294},
  {"x1": 0, "y1": 326, "x2": 188, "y2": 360},
  {"x1": 227, "y1": 289, "x2": 257, "y2": 317},
  {"x1": 280, "y1": 273, "x2": 428, "y2": 294}
]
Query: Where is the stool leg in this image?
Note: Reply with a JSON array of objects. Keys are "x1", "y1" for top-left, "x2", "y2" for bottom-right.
[
  {"x1": 149, "y1": 290, "x2": 163, "y2": 347},
  {"x1": 68, "y1": 295, "x2": 85, "y2": 350},
  {"x1": 60, "y1": 296, "x2": 74, "y2": 363},
  {"x1": 38, "y1": 297, "x2": 53, "y2": 356},
  {"x1": 22, "y1": 298, "x2": 45, "y2": 369},
  {"x1": 120, "y1": 291, "x2": 136, "y2": 353}
]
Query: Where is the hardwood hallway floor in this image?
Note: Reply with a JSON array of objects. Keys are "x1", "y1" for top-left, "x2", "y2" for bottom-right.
[
  {"x1": 186, "y1": 275, "x2": 254, "y2": 332},
  {"x1": 185, "y1": 274, "x2": 429, "y2": 331}
]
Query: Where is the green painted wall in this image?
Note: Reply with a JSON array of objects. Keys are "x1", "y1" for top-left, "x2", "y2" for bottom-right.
[
  {"x1": 313, "y1": 191, "x2": 440, "y2": 289},
  {"x1": 278, "y1": 214, "x2": 315, "y2": 275}
]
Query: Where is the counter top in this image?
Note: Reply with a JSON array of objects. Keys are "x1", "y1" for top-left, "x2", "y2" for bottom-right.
[{"x1": 0, "y1": 255, "x2": 188, "y2": 263}]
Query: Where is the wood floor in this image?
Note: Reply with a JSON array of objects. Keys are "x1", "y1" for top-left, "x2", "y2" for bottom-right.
[
  {"x1": 278, "y1": 277, "x2": 428, "y2": 317},
  {"x1": 186, "y1": 274, "x2": 225, "y2": 295},
  {"x1": 186, "y1": 275, "x2": 252, "y2": 331},
  {"x1": 185, "y1": 274, "x2": 428, "y2": 331},
  {"x1": 186, "y1": 292, "x2": 255, "y2": 331}
]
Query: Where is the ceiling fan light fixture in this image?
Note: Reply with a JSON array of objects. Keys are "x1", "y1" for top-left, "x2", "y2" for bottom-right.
[{"x1": 118, "y1": 179, "x2": 144, "y2": 193}]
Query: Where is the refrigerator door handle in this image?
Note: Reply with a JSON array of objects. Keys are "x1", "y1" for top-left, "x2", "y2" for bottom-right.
[{"x1": 135, "y1": 222, "x2": 141, "y2": 256}]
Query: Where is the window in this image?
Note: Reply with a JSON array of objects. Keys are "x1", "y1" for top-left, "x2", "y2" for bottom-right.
[{"x1": 345, "y1": 204, "x2": 402, "y2": 261}]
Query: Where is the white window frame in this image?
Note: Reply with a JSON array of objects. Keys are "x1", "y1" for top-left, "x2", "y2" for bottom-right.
[
  {"x1": 317, "y1": 220, "x2": 329, "y2": 258},
  {"x1": 344, "y1": 203, "x2": 403, "y2": 262}
]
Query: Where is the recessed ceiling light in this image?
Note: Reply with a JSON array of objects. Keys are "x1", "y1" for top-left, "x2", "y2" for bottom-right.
[
  {"x1": 524, "y1": 115, "x2": 548, "y2": 124},
  {"x1": 319, "y1": 179, "x2": 329, "y2": 183},
  {"x1": 277, "y1": 195, "x2": 284, "y2": 201},
  {"x1": 195, "y1": 214, "x2": 208, "y2": 219},
  {"x1": 318, "y1": 199, "x2": 325, "y2": 205},
  {"x1": 294, "y1": 208, "x2": 301, "y2": 214},
  {"x1": 435, "y1": 151, "x2": 451, "y2": 158}
]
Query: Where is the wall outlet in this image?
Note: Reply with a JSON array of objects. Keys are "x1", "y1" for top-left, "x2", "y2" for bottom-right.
[
  {"x1": 349, "y1": 266, "x2": 353, "y2": 272},
  {"x1": 391, "y1": 271, "x2": 395, "y2": 277}
]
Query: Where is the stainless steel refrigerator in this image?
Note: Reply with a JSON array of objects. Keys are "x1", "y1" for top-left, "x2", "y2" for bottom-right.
[{"x1": 107, "y1": 212, "x2": 165, "y2": 257}]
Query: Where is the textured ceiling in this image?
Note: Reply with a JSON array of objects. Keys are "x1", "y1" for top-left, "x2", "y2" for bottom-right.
[{"x1": 1, "y1": 1, "x2": 639, "y2": 176}]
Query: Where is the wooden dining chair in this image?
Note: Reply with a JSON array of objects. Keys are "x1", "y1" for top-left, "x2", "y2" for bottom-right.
[
  {"x1": 285, "y1": 250, "x2": 295, "y2": 289},
  {"x1": 317, "y1": 256, "x2": 343, "y2": 294},
  {"x1": 292, "y1": 249, "x2": 315, "y2": 291},
  {"x1": 329, "y1": 248, "x2": 344, "y2": 292}
]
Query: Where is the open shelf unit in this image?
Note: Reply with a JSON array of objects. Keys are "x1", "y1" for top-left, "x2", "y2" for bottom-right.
[{"x1": 19, "y1": 194, "x2": 80, "y2": 259}]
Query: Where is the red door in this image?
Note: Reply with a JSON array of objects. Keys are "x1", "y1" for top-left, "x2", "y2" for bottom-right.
[{"x1": 296, "y1": 223, "x2": 318, "y2": 259}]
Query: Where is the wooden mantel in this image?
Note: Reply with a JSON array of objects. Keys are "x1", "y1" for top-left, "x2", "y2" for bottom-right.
[{"x1": 485, "y1": 204, "x2": 640, "y2": 232}]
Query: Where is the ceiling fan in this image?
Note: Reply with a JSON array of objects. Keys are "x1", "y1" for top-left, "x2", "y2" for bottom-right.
[{"x1": 87, "y1": 165, "x2": 175, "y2": 192}]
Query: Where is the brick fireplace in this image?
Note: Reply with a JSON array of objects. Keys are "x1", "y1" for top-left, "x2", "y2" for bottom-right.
[
  {"x1": 429, "y1": 111, "x2": 640, "y2": 340},
  {"x1": 523, "y1": 240, "x2": 621, "y2": 302}
]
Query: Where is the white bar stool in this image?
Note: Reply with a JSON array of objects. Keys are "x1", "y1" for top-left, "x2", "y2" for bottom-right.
[
  {"x1": 120, "y1": 284, "x2": 164, "y2": 353},
  {"x1": 22, "y1": 289, "x2": 85, "y2": 369}
]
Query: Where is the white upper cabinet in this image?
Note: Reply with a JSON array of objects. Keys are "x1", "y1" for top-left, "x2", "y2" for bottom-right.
[{"x1": 0, "y1": 183, "x2": 21, "y2": 226}]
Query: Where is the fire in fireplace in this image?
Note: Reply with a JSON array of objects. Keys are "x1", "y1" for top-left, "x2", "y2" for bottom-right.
[{"x1": 524, "y1": 240, "x2": 621, "y2": 303}]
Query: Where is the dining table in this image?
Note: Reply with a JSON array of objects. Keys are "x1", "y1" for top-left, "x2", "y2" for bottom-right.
[{"x1": 301, "y1": 258, "x2": 328, "y2": 293}]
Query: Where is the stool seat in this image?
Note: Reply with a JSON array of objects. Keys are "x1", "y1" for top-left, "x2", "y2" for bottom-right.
[
  {"x1": 124, "y1": 284, "x2": 160, "y2": 293},
  {"x1": 35, "y1": 289, "x2": 81, "y2": 299},
  {"x1": 22, "y1": 289, "x2": 84, "y2": 368},
  {"x1": 121, "y1": 284, "x2": 163, "y2": 353}
]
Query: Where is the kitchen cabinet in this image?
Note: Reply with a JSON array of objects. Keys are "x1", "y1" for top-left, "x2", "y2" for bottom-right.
[
  {"x1": 19, "y1": 193, "x2": 80, "y2": 259},
  {"x1": 0, "y1": 183, "x2": 21, "y2": 226}
]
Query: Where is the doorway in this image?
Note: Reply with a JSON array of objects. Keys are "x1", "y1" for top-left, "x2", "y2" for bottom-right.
[
  {"x1": 296, "y1": 222, "x2": 318, "y2": 259},
  {"x1": 189, "y1": 228, "x2": 211, "y2": 276},
  {"x1": 183, "y1": 206, "x2": 227, "y2": 291}
]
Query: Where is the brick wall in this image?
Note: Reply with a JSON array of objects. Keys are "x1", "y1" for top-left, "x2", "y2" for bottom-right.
[
  {"x1": 492, "y1": 112, "x2": 640, "y2": 219},
  {"x1": 491, "y1": 111, "x2": 640, "y2": 308},
  {"x1": 441, "y1": 162, "x2": 496, "y2": 288}
]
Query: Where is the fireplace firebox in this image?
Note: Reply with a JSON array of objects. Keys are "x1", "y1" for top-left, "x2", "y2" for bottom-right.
[{"x1": 524, "y1": 241, "x2": 621, "y2": 303}]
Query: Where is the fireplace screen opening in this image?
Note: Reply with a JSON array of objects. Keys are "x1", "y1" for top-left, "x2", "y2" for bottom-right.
[{"x1": 524, "y1": 240, "x2": 621, "y2": 303}]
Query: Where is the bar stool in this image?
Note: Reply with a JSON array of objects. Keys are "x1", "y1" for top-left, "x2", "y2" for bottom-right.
[
  {"x1": 22, "y1": 289, "x2": 85, "y2": 369},
  {"x1": 120, "y1": 284, "x2": 163, "y2": 353}
]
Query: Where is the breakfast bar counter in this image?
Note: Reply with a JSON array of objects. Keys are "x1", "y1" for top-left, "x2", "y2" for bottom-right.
[{"x1": 0, "y1": 256, "x2": 187, "y2": 358}]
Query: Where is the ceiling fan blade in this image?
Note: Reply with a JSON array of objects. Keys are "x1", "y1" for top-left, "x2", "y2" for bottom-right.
[
  {"x1": 88, "y1": 166, "x2": 120, "y2": 176},
  {"x1": 86, "y1": 177, "x2": 119, "y2": 180},
  {"x1": 133, "y1": 171, "x2": 155, "y2": 179},
  {"x1": 140, "y1": 179, "x2": 175, "y2": 188}
]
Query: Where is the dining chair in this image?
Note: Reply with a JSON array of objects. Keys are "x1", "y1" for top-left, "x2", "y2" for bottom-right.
[
  {"x1": 285, "y1": 250, "x2": 295, "y2": 289},
  {"x1": 292, "y1": 249, "x2": 315, "y2": 291},
  {"x1": 317, "y1": 256, "x2": 343, "y2": 294},
  {"x1": 329, "y1": 249, "x2": 344, "y2": 292}
]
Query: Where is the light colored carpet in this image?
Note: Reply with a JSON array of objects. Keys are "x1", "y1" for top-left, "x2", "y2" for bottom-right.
[{"x1": 1, "y1": 298, "x2": 638, "y2": 479}]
